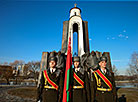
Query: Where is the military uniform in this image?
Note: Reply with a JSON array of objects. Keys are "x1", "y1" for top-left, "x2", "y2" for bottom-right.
[
  {"x1": 37, "y1": 68, "x2": 63, "y2": 102},
  {"x1": 70, "y1": 56, "x2": 90, "y2": 102},
  {"x1": 91, "y1": 67, "x2": 117, "y2": 102},
  {"x1": 71, "y1": 68, "x2": 90, "y2": 102}
]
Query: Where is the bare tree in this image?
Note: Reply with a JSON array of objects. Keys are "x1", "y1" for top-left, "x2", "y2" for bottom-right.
[
  {"x1": 10, "y1": 60, "x2": 25, "y2": 68},
  {"x1": 127, "y1": 52, "x2": 138, "y2": 85},
  {"x1": 3, "y1": 62, "x2": 9, "y2": 65},
  {"x1": 112, "y1": 65, "x2": 119, "y2": 76},
  {"x1": 0, "y1": 65, "x2": 13, "y2": 84},
  {"x1": 27, "y1": 61, "x2": 40, "y2": 85}
]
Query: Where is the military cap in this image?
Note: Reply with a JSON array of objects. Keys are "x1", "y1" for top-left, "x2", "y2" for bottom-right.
[
  {"x1": 73, "y1": 56, "x2": 80, "y2": 62},
  {"x1": 99, "y1": 56, "x2": 107, "y2": 63},
  {"x1": 49, "y1": 51, "x2": 56, "y2": 58},
  {"x1": 48, "y1": 51, "x2": 57, "y2": 62},
  {"x1": 48, "y1": 56, "x2": 57, "y2": 62}
]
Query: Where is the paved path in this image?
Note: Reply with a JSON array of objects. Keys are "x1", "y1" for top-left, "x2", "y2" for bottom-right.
[{"x1": 0, "y1": 85, "x2": 36, "y2": 102}]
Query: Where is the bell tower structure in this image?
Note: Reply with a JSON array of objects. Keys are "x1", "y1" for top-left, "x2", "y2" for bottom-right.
[{"x1": 61, "y1": 4, "x2": 90, "y2": 56}]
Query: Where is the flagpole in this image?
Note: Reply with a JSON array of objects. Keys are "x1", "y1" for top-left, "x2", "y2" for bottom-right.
[{"x1": 63, "y1": 31, "x2": 72, "y2": 102}]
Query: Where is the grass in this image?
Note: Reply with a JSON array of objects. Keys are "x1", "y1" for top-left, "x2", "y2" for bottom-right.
[
  {"x1": 7, "y1": 87, "x2": 37, "y2": 99},
  {"x1": 7, "y1": 87, "x2": 138, "y2": 101}
]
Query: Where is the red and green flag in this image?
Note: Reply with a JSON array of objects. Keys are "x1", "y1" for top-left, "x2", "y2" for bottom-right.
[{"x1": 62, "y1": 37, "x2": 72, "y2": 102}]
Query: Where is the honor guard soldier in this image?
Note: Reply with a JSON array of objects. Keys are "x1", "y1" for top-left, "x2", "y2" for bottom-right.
[
  {"x1": 72, "y1": 56, "x2": 90, "y2": 102},
  {"x1": 91, "y1": 56, "x2": 117, "y2": 102},
  {"x1": 37, "y1": 55, "x2": 63, "y2": 102}
]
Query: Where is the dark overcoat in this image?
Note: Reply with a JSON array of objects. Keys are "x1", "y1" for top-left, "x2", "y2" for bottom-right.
[
  {"x1": 90, "y1": 67, "x2": 117, "y2": 102},
  {"x1": 71, "y1": 68, "x2": 90, "y2": 102},
  {"x1": 37, "y1": 68, "x2": 63, "y2": 102}
]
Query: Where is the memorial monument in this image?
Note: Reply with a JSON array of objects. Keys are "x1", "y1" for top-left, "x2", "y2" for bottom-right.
[
  {"x1": 37, "y1": 3, "x2": 113, "y2": 86},
  {"x1": 37, "y1": 4, "x2": 116, "y2": 102},
  {"x1": 61, "y1": 3, "x2": 89, "y2": 56}
]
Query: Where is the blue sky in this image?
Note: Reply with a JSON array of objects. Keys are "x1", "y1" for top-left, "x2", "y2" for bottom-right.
[{"x1": 0, "y1": 1, "x2": 138, "y2": 74}]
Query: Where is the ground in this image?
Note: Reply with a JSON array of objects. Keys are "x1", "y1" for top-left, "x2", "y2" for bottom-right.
[
  {"x1": 117, "y1": 87, "x2": 138, "y2": 102},
  {"x1": 0, "y1": 85, "x2": 138, "y2": 102},
  {"x1": 0, "y1": 86, "x2": 36, "y2": 102}
]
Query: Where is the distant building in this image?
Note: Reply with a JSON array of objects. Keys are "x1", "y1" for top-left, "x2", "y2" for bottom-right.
[
  {"x1": 17, "y1": 64, "x2": 25, "y2": 76},
  {"x1": 2, "y1": 64, "x2": 30, "y2": 77}
]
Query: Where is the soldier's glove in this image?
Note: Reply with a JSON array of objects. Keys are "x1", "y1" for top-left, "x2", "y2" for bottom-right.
[
  {"x1": 36, "y1": 98, "x2": 41, "y2": 102},
  {"x1": 36, "y1": 100, "x2": 41, "y2": 102}
]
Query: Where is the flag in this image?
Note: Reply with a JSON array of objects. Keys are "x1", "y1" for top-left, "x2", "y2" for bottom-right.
[{"x1": 62, "y1": 37, "x2": 72, "y2": 102}]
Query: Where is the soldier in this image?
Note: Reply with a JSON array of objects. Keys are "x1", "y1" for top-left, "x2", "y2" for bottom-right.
[
  {"x1": 37, "y1": 56, "x2": 63, "y2": 102},
  {"x1": 91, "y1": 56, "x2": 117, "y2": 102},
  {"x1": 71, "y1": 56, "x2": 90, "y2": 102}
]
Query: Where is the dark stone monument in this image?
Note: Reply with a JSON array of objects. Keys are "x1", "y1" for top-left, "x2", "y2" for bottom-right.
[{"x1": 37, "y1": 4, "x2": 113, "y2": 88}]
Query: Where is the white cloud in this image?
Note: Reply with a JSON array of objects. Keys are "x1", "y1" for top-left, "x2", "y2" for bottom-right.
[
  {"x1": 123, "y1": 30, "x2": 126, "y2": 32},
  {"x1": 106, "y1": 30, "x2": 128, "y2": 40},
  {"x1": 107, "y1": 37, "x2": 109, "y2": 40},
  {"x1": 118, "y1": 34, "x2": 124, "y2": 38},
  {"x1": 112, "y1": 37, "x2": 115, "y2": 39},
  {"x1": 118, "y1": 33, "x2": 128, "y2": 39},
  {"x1": 89, "y1": 38, "x2": 92, "y2": 41}
]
